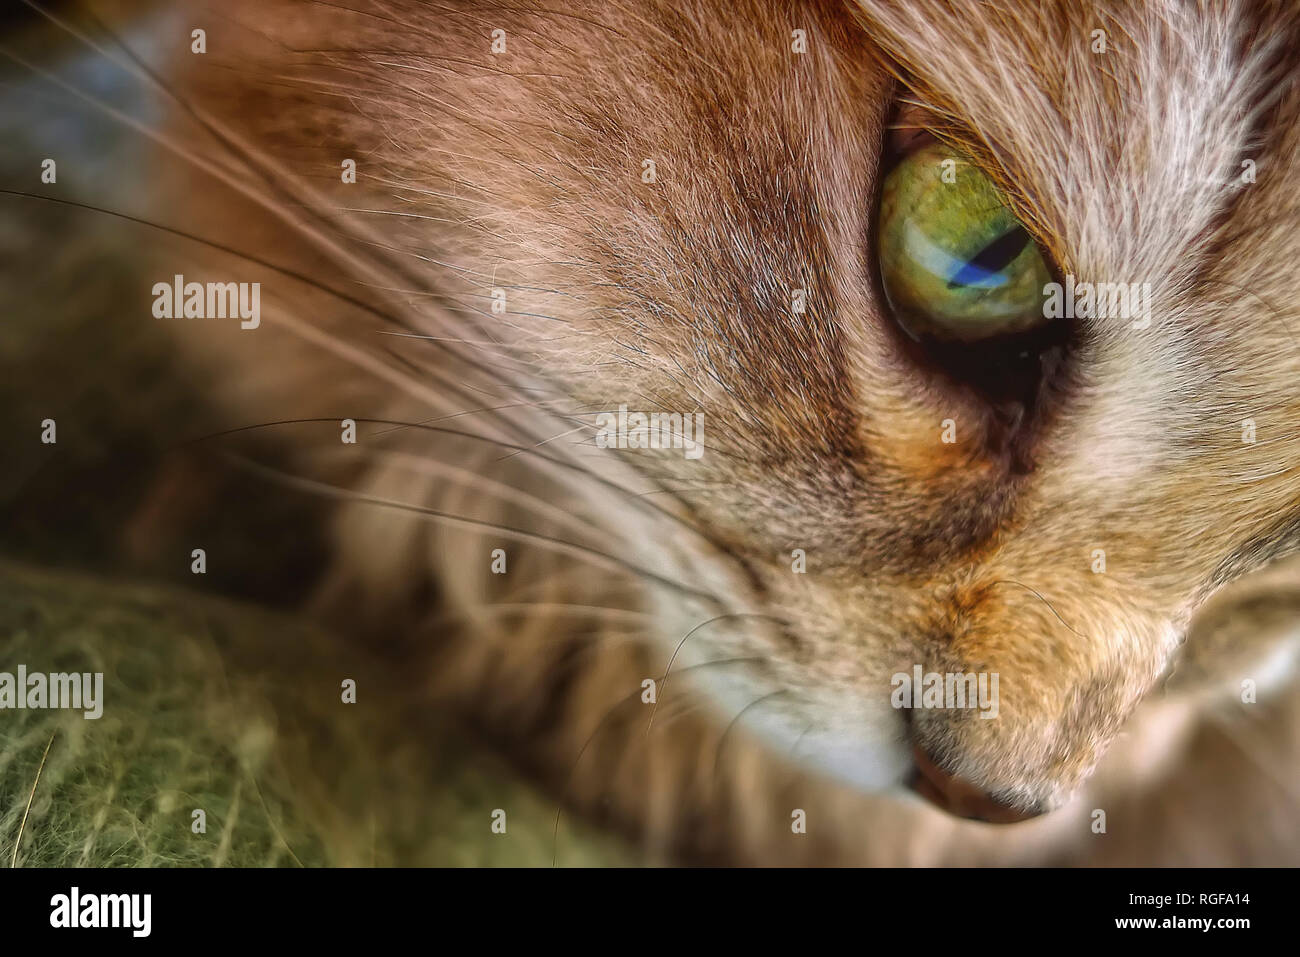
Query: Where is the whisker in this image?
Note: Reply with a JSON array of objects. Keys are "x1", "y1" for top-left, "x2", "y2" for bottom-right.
[
  {"x1": 178, "y1": 416, "x2": 740, "y2": 554},
  {"x1": 646, "y1": 612, "x2": 787, "y2": 735},
  {"x1": 987, "y1": 579, "x2": 1088, "y2": 639},
  {"x1": 711, "y1": 690, "x2": 792, "y2": 785},
  {"x1": 0, "y1": 189, "x2": 529, "y2": 437},
  {"x1": 310, "y1": 445, "x2": 612, "y2": 543},
  {"x1": 2, "y1": 15, "x2": 591, "y2": 467},
  {"x1": 221, "y1": 450, "x2": 727, "y2": 608}
]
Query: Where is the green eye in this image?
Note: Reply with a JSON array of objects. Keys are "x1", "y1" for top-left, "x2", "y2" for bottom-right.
[{"x1": 877, "y1": 142, "x2": 1053, "y2": 342}]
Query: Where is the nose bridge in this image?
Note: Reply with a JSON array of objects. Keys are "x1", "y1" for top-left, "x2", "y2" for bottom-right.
[{"x1": 936, "y1": 572, "x2": 1175, "y2": 715}]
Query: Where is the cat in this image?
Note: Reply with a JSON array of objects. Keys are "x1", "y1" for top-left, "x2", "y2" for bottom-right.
[{"x1": 33, "y1": 0, "x2": 1300, "y2": 863}]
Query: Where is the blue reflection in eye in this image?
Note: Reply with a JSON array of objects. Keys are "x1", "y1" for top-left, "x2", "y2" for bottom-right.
[
  {"x1": 902, "y1": 219, "x2": 1009, "y2": 292},
  {"x1": 947, "y1": 261, "x2": 1007, "y2": 289}
]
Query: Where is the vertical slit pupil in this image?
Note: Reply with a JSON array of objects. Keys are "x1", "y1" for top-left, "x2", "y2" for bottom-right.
[{"x1": 947, "y1": 226, "x2": 1031, "y2": 288}]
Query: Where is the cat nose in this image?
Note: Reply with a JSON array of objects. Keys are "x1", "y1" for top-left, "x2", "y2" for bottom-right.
[{"x1": 909, "y1": 744, "x2": 1043, "y2": 824}]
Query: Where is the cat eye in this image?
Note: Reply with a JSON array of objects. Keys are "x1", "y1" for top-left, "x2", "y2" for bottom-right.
[{"x1": 876, "y1": 141, "x2": 1053, "y2": 343}]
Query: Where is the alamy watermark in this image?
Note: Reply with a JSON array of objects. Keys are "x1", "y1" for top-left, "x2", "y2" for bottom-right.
[
  {"x1": 891, "y1": 666, "x2": 999, "y2": 719},
  {"x1": 0, "y1": 666, "x2": 103, "y2": 719},
  {"x1": 50, "y1": 887, "x2": 150, "y2": 937},
  {"x1": 1043, "y1": 274, "x2": 1151, "y2": 329},
  {"x1": 594, "y1": 404, "x2": 705, "y2": 459},
  {"x1": 152, "y1": 274, "x2": 260, "y2": 329}
]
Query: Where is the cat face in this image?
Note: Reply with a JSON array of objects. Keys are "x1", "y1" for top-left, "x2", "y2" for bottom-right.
[{"x1": 172, "y1": 0, "x2": 1300, "y2": 820}]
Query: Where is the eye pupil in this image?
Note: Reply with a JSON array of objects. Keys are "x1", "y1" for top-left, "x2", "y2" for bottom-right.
[{"x1": 946, "y1": 225, "x2": 1030, "y2": 289}]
